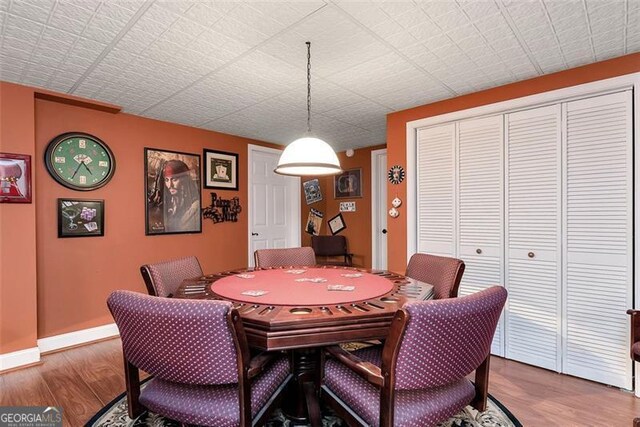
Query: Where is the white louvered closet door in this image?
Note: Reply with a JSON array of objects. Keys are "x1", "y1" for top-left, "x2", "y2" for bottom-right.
[
  {"x1": 563, "y1": 91, "x2": 633, "y2": 389},
  {"x1": 505, "y1": 104, "x2": 562, "y2": 371},
  {"x1": 457, "y1": 115, "x2": 505, "y2": 356},
  {"x1": 416, "y1": 124, "x2": 456, "y2": 256}
]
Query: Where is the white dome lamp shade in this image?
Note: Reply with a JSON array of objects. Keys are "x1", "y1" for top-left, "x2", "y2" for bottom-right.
[{"x1": 275, "y1": 42, "x2": 341, "y2": 177}]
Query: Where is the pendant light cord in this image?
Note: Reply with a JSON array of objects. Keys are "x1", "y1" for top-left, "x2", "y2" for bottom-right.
[{"x1": 306, "y1": 41, "x2": 312, "y2": 133}]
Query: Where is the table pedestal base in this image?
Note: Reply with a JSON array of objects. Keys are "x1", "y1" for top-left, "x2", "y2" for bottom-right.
[{"x1": 282, "y1": 348, "x2": 322, "y2": 427}]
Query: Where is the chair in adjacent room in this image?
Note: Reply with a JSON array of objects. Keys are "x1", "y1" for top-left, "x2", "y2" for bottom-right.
[
  {"x1": 254, "y1": 247, "x2": 316, "y2": 268},
  {"x1": 140, "y1": 256, "x2": 203, "y2": 297},
  {"x1": 321, "y1": 286, "x2": 507, "y2": 427},
  {"x1": 405, "y1": 253, "x2": 465, "y2": 299},
  {"x1": 627, "y1": 309, "x2": 640, "y2": 427},
  {"x1": 311, "y1": 235, "x2": 353, "y2": 267},
  {"x1": 108, "y1": 290, "x2": 292, "y2": 426}
]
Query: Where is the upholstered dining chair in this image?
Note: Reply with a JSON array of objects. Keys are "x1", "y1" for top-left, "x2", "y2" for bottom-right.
[
  {"x1": 321, "y1": 286, "x2": 507, "y2": 427},
  {"x1": 627, "y1": 309, "x2": 640, "y2": 427},
  {"x1": 140, "y1": 255, "x2": 203, "y2": 297},
  {"x1": 108, "y1": 290, "x2": 292, "y2": 426},
  {"x1": 311, "y1": 235, "x2": 353, "y2": 267},
  {"x1": 254, "y1": 247, "x2": 316, "y2": 268},
  {"x1": 405, "y1": 253, "x2": 465, "y2": 299}
]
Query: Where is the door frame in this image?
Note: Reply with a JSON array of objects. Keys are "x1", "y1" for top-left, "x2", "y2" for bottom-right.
[
  {"x1": 371, "y1": 148, "x2": 387, "y2": 269},
  {"x1": 247, "y1": 144, "x2": 301, "y2": 266}
]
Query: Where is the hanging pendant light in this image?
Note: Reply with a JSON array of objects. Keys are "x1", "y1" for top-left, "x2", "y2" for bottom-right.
[{"x1": 275, "y1": 42, "x2": 342, "y2": 176}]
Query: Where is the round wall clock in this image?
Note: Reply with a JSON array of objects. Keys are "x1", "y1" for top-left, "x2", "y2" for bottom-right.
[
  {"x1": 388, "y1": 165, "x2": 405, "y2": 184},
  {"x1": 45, "y1": 132, "x2": 115, "y2": 191}
]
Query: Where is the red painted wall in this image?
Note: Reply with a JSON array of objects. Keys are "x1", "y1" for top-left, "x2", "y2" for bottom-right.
[{"x1": 385, "y1": 53, "x2": 640, "y2": 273}]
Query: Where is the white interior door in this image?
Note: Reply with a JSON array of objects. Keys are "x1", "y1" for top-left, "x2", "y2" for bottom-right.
[
  {"x1": 371, "y1": 149, "x2": 387, "y2": 269},
  {"x1": 248, "y1": 145, "x2": 300, "y2": 267}
]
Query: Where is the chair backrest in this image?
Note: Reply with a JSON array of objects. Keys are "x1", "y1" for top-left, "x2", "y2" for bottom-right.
[
  {"x1": 140, "y1": 256, "x2": 203, "y2": 297},
  {"x1": 405, "y1": 253, "x2": 465, "y2": 299},
  {"x1": 311, "y1": 235, "x2": 348, "y2": 257},
  {"x1": 107, "y1": 290, "x2": 240, "y2": 385},
  {"x1": 390, "y1": 286, "x2": 507, "y2": 390},
  {"x1": 254, "y1": 247, "x2": 316, "y2": 268}
]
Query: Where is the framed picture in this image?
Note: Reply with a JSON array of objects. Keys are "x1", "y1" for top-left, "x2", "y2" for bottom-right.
[
  {"x1": 0, "y1": 153, "x2": 31, "y2": 203},
  {"x1": 145, "y1": 148, "x2": 202, "y2": 235},
  {"x1": 328, "y1": 213, "x2": 347, "y2": 235},
  {"x1": 58, "y1": 199, "x2": 104, "y2": 237},
  {"x1": 334, "y1": 168, "x2": 362, "y2": 199},
  {"x1": 204, "y1": 149, "x2": 238, "y2": 190},
  {"x1": 305, "y1": 208, "x2": 323, "y2": 236},
  {"x1": 303, "y1": 179, "x2": 322, "y2": 205}
]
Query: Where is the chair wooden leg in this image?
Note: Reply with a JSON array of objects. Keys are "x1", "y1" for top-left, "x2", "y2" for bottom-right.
[
  {"x1": 124, "y1": 359, "x2": 143, "y2": 419},
  {"x1": 471, "y1": 355, "x2": 491, "y2": 412}
]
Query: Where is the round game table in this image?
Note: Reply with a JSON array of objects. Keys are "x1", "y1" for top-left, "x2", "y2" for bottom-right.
[{"x1": 175, "y1": 265, "x2": 434, "y2": 426}]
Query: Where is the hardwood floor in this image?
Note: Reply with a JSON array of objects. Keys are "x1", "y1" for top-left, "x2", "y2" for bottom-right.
[{"x1": 1, "y1": 337, "x2": 638, "y2": 426}]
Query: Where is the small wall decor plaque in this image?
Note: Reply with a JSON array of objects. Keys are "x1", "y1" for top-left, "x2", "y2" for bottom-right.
[
  {"x1": 58, "y1": 198, "x2": 104, "y2": 237},
  {"x1": 388, "y1": 165, "x2": 405, "y2": 184},
  {"x1": 328, "y1": 213, "x2": 347, "y2": 235},
  {"x1": 305, "y1": 208, "x2": 323, "y2": 235},
  {"x1": 339, "y1": 201, "x2": 356, "y2": 212},
  {"x1": 204, "y1": 149, "x2": 238, "y2": 190},
  {"x1": 303, "y1": 179, "x2": 322, "y2": 204},
  {"x1": 202, "y1": 192, "x2": 242, "y2": 223},
  {"x1": 334, "y1": 168, "x2": 362, "y2": 199}
]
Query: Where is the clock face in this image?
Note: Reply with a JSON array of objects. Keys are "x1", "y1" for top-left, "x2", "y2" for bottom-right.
[
  {"x1": 45, "y1": 132, "x2": 115, "y2": 191},
  {"x1": 388, "y1": 165, "x2": 405, "y2": 185}
]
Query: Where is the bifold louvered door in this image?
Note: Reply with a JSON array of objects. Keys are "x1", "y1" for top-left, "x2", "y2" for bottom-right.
[
  {"x1": 504, "y1": 104, "x2": 562, "y2": 371},
  {"x1": 416, "y1": 124, "x2": 456, "y2": 256},
  {"x1": 563, "y1": 91, "x2": 633, "y2": 389},
  {"x1": 457, "y1": 115, "x2": 505, "y2": 356}
]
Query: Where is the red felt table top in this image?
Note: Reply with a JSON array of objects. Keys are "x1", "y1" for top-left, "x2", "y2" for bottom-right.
[{"x1": 212, "y1": 267, "x2": 395, "y2": 306}]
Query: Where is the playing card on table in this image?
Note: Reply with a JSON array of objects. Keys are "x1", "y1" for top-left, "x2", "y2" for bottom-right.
[
  {"x1": 340, "y1": 273, "x2": 363, "y2": 278},
  {"x1": 241, "y1": 290, "x2": 268, "y2": 296},
  {"x1": 327, "y1": 284, "x2": 355, "y2": 291},
  {"x1": 285, "y1": 269, "x2": 306, "y2": 274},
  {"x1": 295, "y1": 277, "x2": 327, "y2": 283},
  {"x1": 236, "y1": 274, "x2": 255, "y2": 279}
]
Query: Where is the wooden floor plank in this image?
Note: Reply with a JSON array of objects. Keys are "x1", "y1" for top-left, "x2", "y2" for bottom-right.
[{"x1": 1, "y1": 337, "x2": 639, "y2": 426}]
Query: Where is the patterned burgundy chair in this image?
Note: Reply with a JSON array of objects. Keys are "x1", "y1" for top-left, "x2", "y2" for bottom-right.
[
  {"x1": 311, "y1": 235, "x2": 353, "y2": 266},
  {"x1": 627, "y1": 309, "x2": 640, "y2": 427},
  {"x1": 108, "y1": 291, "x2": 292, "y2": 426},
  {"x1": 140, "y1": 256, "x2": 203, "y2": 297},
  {"x1": 321, "y1": 286, "x2": 507, "y2": 427},
  {"x1": 254, "y1": 247, "x2": 316, "y2": 268},
  {"x1": 405, "y1": 253, "x2": 465, "y2": 299}
]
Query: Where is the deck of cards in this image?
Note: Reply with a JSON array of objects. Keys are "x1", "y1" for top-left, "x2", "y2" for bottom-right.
[
  {"x1": 241, "y1": 290, "x2": 268, "y2": 297},
  {"x1": 327, "y1": 284, "x2": 355, "y2": 291},
  {"x1": 285, "y1": 269, "x2": 307, "y2": 274},
  {"x1": 295, "y1": 277, "x2": 327, "y2": 283},
  {"x1": 236, "y1": 274, "x2": 255, "y2": 279}
]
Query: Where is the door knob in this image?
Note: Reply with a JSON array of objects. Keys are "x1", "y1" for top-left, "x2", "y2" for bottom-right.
[
  {"x1": 251, "y1": 232, "x2": 259, "y2": 236},
  {"x1": 476, "y1": 248, "x2": 482, "y2": 254},
  {"x1": 528, "y1": 252, "x2": 535, "y2": 258},
  {"x1": 382, "y1": 229, "x2": 388, "y2": 234}
]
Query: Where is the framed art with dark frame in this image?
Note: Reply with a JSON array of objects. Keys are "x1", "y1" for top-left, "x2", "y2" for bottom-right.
[
  {"x1": 145, "y1": 148, "x2": 202, "y2": 235},
  {"x1": 0, "y1": 152, "x2": 32, "y2": 203},
  {"x1": 204, "y1": 149, "x2": 238, "y2": 190},
  {"x1": 334, "y1": 168, "x2": 362, "y2": 199},
  {"x1": 58, "y1": 198, "x2": 104, "y2": 238},
  {"x1": 328, "y1": 213, "x2": 347, "y2": 235}
]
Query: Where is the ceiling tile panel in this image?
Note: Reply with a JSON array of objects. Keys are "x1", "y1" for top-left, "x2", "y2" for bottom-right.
[{"x1": 9, "y1": 0, "x2": 54, "y2": 24}]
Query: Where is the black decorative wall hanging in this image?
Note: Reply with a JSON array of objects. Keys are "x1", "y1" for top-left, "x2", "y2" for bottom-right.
[{"x1": 202, "y1": 192, "x2": 241, "y2": 223}]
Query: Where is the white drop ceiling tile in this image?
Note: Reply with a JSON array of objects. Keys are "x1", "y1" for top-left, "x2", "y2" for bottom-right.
[
  {"x1": 4, "y1": 22, "x2": 41, "y2": 44},
  {"x1": 0, "y1": 1, "x2": 8, "y2": 13},
  {"x1": 2, "y1": 35, "x2": 36, "y2": 52},
  {"x1": 131, "y1": 15, "x2": 168, "y2": 38},
  {"x1": 5, "y1": 13, "x2": 44, "y2": 35},
  {"x1": 555, "y1": 27, "x2": 590, "y2": 45},
  {"x1": 322, "y1": 100, "x2": 391, "y2": 129},
  {"x1": 9, "y1": 0, "x2": 53, "y2": 23},
  {"x1": 544, "y1": 0, "x2": 585, "y2": 22},
  {"x1": 595, "y1": 46, "x2": 624, "y2": 60},
  {"x1": 144, "y1": 37, "x2": 183, "y2": 62},
  {"x1": 445, "y1": 24, "x2": 480, "y2": 44},
  {"x1": 392, "y1": 8, "x2": 428, "y2": 30},
  {"x1": 435, "y1": 9, "x2": 470, "y2": 32},
  {"x1": 48, "y1": 13, "x2": 87, "y2": 36},
  {"x1": 182, "y1": 3, "x2": 226, "y2": 27},
  {"x1": 407, "y1": 21, "x2": 443, "y2": 43},
  {"x1": 420, "y1": 1, "x2": 459, "y2": 19},
  {"x1": 143, "y1": 3, "x2": 180, "y2": 27},
  {"x1": 54, "y1": 1, "x2": 96, "y2": 23},
  {"x1": 213, "y1": 15, "x2": 271, "y2": 47},
  {"x1": 0, "y1": 71, "x2": 22, "y2": 82},
  {"x1": 155, "y1": 0, "x2": 194, "y2": 15},
  {"x1": 197, "y1": 28, "x2": 251, "y2": 57},
  {"x1": 473, "y1": 13, "x2": 509, "y2": 33},
  {"x1": 162, "y1": 25, "x2": 201, "y2": 47},
  {"x1": 82, "y1": 16, "x2": 123, "y2": 43},
  {"x1": 41, "y1": 26, "x2": 79, "y2": 47},
  {"x1": 460, "y1": 0, "x2": 499, "y2": 21},
  {"x1": 384, "y1": 30, "x2": 419, "y2": 49},
  {"x1": 489, "y1": 35, "x2": 523, "y2": 52}
]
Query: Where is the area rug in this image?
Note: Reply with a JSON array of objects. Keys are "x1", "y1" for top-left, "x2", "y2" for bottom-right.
[{"x1": 86, "y1": 380, "x2": 521, "y2": 427}]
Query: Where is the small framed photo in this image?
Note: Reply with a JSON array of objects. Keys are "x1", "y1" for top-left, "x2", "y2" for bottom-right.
[
  {"x1": 305, "y1": 208, "x2": 323, "y2": 236},
  {"x1": 328, "y1": 213, "x2": 347, "y2": 235},
  {"x1": 334, "y1": 168, "x2": 362, "y2": 199},
  {"x1": 58, "y1": 199, "x2": 104, "y2": 238},
  {"x1": 303, "y1": 179, "x2": 322, "y2": 205},
  {"x1": 204, "y1": 149, "x2": 238, "y2": 190},
  {"x1": 0, "y1": 153, "x2": 31, "y2": 203},
  {"x1": 145, "y1": 148, "x2": 202, "y2": 235}
]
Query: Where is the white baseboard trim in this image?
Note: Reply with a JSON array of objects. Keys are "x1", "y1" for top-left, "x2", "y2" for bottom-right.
[
  {"x1": 0, "y1": 347, "x2": 40, "y2": 371},
  {"x1": 37, "y1": 323, "x2": 119, "y2": 354}
]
